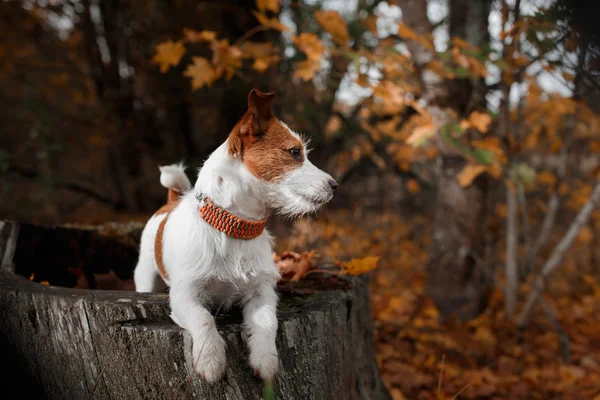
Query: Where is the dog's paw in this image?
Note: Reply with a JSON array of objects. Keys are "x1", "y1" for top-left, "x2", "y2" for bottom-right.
[
  {"x1": 193, "y1": 334, "x2": 227, "y2": 383},
  {"x1": 249, "y1": 346, "x2": 279, "y2": 381}
]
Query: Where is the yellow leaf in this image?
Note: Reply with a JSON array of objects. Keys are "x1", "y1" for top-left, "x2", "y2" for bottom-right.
[
  {"x1": 341, "y1": 256, "x2": 380, "y2": 275},
  {"x1": 457, "y1": 164, "x2": 487, "y2": 187},
  {"x1": 406, "y1": 123, "x2": 436, "y2": 147},
  {"x1": 537, "y1": 171, "x2": 556, "y2": 186},
  {"x1": 362, "y1": 15, "x2": 378, "y2": 35},
  {"x1": 211, "y1": 39, "x2": 243, "y2": 80},
  {"x1": 468, "y1": 111, "x2": 492, "y2": 133},
  {"x1": 398, "y1": 23, "x2": 434, "y2": 51},
  {"x1": 240, "y1": 42, "x2": 280, "y2": 72},
  {"x1": 240, "y1": 41, "x2": 275, "y2": 59},
  {"x1": 315, "y1": 10, "x2": 349, "y2": 47},
  {"x1": 398, "y1": 23, "x2": 420, "y2": 42},
  {"x1": 293, "y1": 33, "x2": 325, "y2": 61},
  {"x1": 293, "y1": 59, "x2": 320, "y2": 81},
  {"x1": 152, "y1": 40, "x2": 186, "y2": 73},
  {"x1": 472, "y1": 137, "x2": 507, "y2": 163},
  {"x1": 252, "y1": 56, "x2": 279, "y2": 72},
  {"x1": 252, "y1": 11, "x2": 290, "y2": 32},
  {"x1": 183, "y1": 57, "x2": 217, "y2": 90},
  {"x1": 183, "y1": 29, "x2": 217, "y2": 43},
  {"x1": 372, "y1": 80, "x2": 404, "y2": 113},
  {"x1": 406, "y1": 179, "x2": 420, "y2": 193},
  {"x1": 256, "y1": 0, "x2": 280, "y2": 13}
]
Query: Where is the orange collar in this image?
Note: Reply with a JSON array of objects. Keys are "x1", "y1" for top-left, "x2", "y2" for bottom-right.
[{"x1": 198, "y1": 195, "x2": 268, "y2": 240}]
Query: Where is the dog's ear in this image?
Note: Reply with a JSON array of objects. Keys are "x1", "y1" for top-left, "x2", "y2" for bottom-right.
[
  {"x1": 244, "y1": 89, "x2": 275, "y2": 135},
  {"x1": 229, "y1": 89, "x2": 275, "y2": 156}
]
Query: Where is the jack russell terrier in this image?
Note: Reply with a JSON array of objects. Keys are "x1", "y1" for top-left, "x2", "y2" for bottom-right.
[{"x1": 134, "y1": 89, "x2": 337, "y2": 382}]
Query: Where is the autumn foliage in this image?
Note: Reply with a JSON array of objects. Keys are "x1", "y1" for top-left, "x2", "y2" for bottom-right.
[{"x1": 2, "y1": 0, "x2": 600, "y2": 398}]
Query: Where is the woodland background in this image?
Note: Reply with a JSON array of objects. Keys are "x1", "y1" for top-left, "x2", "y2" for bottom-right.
[{"x1": 1, "y1": 0, "x2": 600, "y2": 398}]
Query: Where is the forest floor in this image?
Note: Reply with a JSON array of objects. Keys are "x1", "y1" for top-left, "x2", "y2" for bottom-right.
[
  {"x1": 278, "y1": 207, "x2": 600, "y2": 400},
  {"x1": 60, "y1": 192, "x2": 600, "y2": 399}
]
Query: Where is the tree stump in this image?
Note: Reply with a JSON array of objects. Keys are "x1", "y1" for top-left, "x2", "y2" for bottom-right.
[{"x1": 0, "y1": 221, "x2": 389, "y2": 400}]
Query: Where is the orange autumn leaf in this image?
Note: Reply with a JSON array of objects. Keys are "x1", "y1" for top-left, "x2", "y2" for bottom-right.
[
  {"x1": 457, "y1": 164, "x2": 487, "y2": 187},
  {"x1": 472, "y1": 137, "x2": 507, "y2": 163},
  {"x1": 152, "y1": 40, "x2": 185, "y2": 73},
  {"x1": 537, "y1": 171, "x2": 557, "y2": 186},
  {"x1": 407, "y1": 179, "x2": 420, "y2": 193},
  {"x1": 210, "y1": 39, "x2": 243, "y2": 80},
  {"x1": 398, "y1": 23, "x2": 434, "y2": 51},
  {"x1": 406, "y1": 122, "x2": 436, "y2": 147},
  {"x1": 183, "y1": 57, "x2": 217, "y2": 90},
  {"x1": 341, "y1": 256, "x2": 380, "y2": 275},
  {"x1": 362, "y1": 15, "x2": 378, "y2": 35},
  {"x1": 274, "y1": 250, "x2": 316, "y2": 281},
  {"x1": 293, "y1": 59, "x2": 320, "y2": 81},
  {"x1": 240, "y1": 42, "x2": 280, "y2": 72},
  {"x1": 461, "y1": 111, "x2": 492, "y2": 134},
  {"x1": 252, "y1": 11, "x2": 290, "y2": 32},
  {"x1": 256, "y1": 0, "x2": 280, "y2": 13},
  {"x1": 315, "y1": 10, "x2": 349, "y2": 47},
  {"x1": 293, "y1": 32, "x2": 325, "y2": 61},
  {"x1": 183, "y1": 29, "x2": 217, "y2": 43}
]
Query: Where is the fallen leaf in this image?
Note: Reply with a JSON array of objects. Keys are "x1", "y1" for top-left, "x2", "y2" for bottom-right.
[
  {"x1": 275, "y1": 250, "x2": 316, "y2": 281},
  {"x1": 152, "y1": 40, "x2": 185, "y2": 73},
  {"x1": 341, "y1": 256, "x2": 380, "y2": 275}
]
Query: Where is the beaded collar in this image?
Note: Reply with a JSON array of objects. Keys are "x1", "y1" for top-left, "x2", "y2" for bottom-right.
[{"x1": 196, "y1": 193, "x2": 268, "y2": 240}]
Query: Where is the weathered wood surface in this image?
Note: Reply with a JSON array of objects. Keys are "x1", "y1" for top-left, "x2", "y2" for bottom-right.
[{"x1": 0, "y1": 220, "x2": 390, "y2": 400}]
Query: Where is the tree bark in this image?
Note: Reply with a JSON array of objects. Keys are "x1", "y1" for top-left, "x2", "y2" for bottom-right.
[
  {"x1": 423, "y1": 0, "x2": 494, "y2": 321},
  {"x1": 0, "y1": 220, "x2": 389, "y2": 400}
]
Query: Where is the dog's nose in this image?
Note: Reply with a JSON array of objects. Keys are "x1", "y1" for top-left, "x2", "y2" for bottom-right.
[{"x1": 328, "y1": 178, "x2": 338, "y2": 191}]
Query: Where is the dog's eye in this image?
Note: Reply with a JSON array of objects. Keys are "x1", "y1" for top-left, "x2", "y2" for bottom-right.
[{"x1": 289, "y1": 148, "x2": 302, "y2": 160}]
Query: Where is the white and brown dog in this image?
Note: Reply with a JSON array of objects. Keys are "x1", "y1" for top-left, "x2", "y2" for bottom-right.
[{"x1": 133, "y1": 89, "x2": 337, "y2": 382}]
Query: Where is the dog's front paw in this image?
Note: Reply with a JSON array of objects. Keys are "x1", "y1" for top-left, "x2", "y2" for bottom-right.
[
  {"x1": 193, "y1": 334, "x2": 227, "y2": 383},
  {"x1": 249, "y1": 345, "x2": 279, "y2": 381}
]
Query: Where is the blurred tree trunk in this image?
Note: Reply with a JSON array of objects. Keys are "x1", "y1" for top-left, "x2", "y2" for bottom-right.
[
  {"x1": 79, "y1": 0, "x2": 261, "y2": 212},
  {"x1": 425, "y1": 0, "x2": 493, "y2": 321}
]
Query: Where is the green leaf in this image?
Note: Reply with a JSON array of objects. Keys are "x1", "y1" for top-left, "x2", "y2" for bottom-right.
[
  {"x1": 511, "y1": 163, "x2": 536, "y2": 187},
  {"x1": 473, "y1": 149, "x2": 494, "y2": 165}
]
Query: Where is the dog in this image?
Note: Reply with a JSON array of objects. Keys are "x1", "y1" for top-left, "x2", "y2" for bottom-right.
[{"x1": 133, "y1": 89, "x2": 337, "y2": 382}]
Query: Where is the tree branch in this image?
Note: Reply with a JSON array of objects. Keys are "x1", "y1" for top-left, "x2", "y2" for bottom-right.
[
  {"x1": 505, "y1": 184, "x2": 519, "y2": 317},
  {"x1": 516, "y1": 180, "x2": 600, "y2": 328}
]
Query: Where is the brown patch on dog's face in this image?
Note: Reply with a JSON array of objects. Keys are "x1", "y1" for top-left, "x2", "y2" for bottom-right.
[{"x1": 228, "y1": 89, "x2": 304, "y2": 182}]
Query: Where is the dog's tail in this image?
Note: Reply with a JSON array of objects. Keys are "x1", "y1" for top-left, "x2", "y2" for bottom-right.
[{"x1": 159, "y1": 163, "x2": 192, "y2": 203}]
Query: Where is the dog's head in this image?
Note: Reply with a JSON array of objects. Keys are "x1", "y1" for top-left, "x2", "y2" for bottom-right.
[{"x1": 227, "y1": 89, "x2": 337, "y2": 217}]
